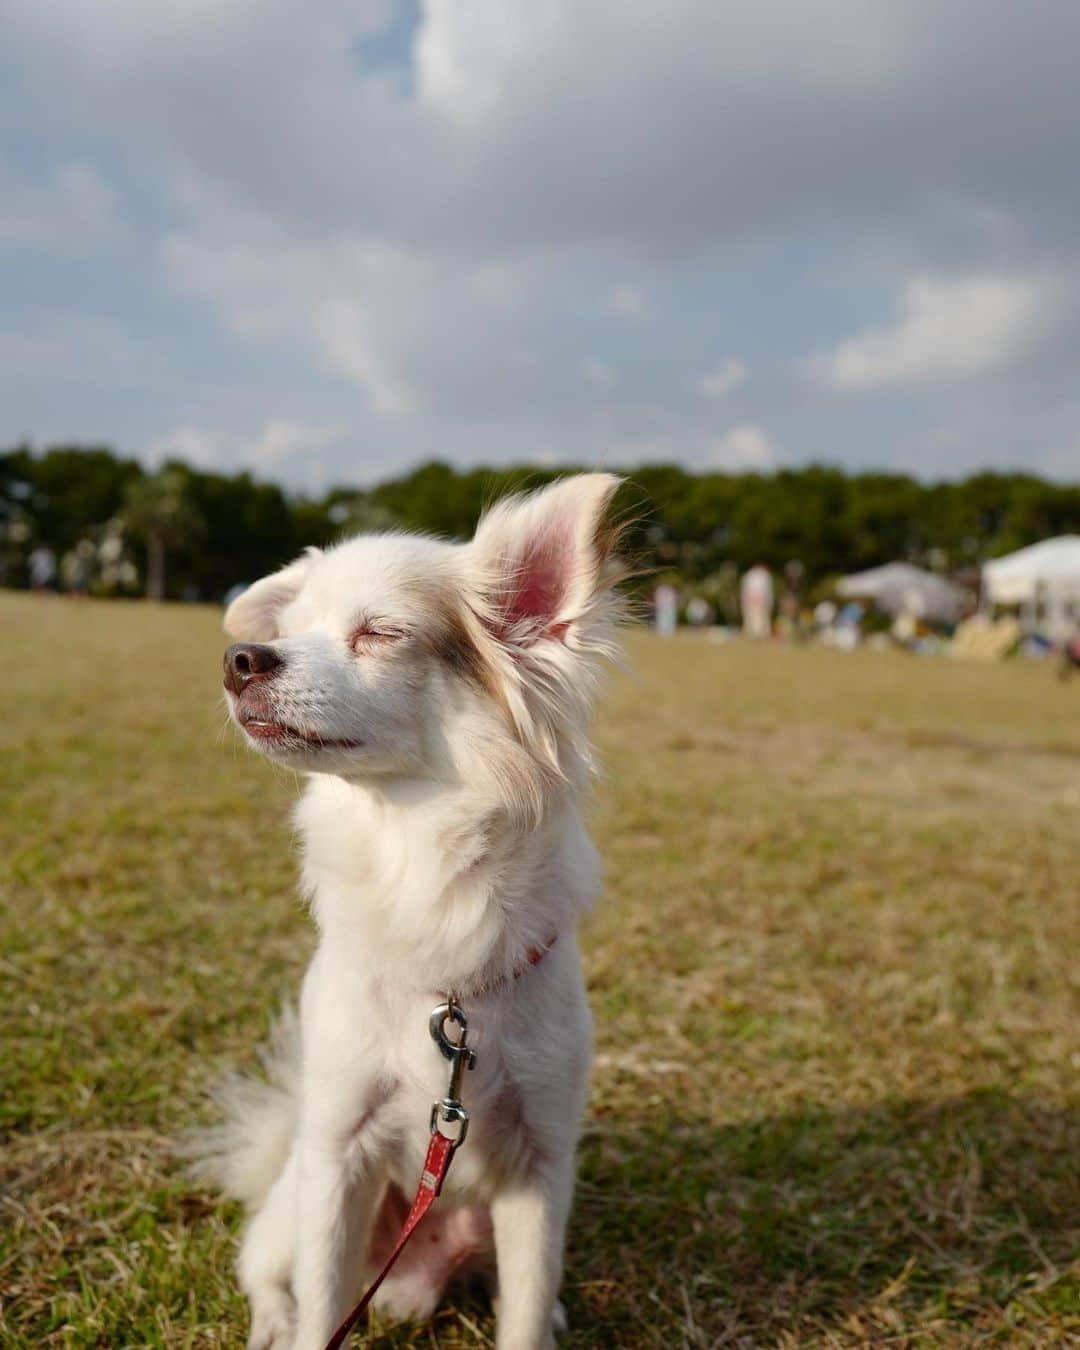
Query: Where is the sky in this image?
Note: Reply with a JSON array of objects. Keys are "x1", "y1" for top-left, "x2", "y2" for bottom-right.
[{"x1": 2, "y1": 0, "x2": 1080, "y2": 492}]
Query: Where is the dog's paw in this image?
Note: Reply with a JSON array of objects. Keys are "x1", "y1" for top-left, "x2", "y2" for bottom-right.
[
  {"x1": 246, "y1": 1289, "x2": 295, "y2": 1350},
  {"x1": 371, "y1": 1270, "x2": 442, "y2": 1321},
  {"x1": 490, "y1": 1295, "x2": 565, "y2": 1344}
]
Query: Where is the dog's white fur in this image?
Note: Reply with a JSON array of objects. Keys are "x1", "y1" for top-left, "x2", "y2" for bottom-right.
[{"x1": 193, "y1": 475, "x2": 623, "y2": 1349}]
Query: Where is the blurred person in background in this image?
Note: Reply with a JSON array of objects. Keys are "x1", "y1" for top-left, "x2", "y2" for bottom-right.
[
  {"x1": 1059, "y1": 627, "x2": 1080, "y2": 679},
  {"x1": 28, "y1": 545, "x2": 57, "y2": 593},
  {"x1": 653, "y1": 582, "x2": 678, "y2": 635},
  {"x1": 741, "y1": 563, "x2": 774, "y2": 639},
  {"x1": 781, "y1": 559, "x2": 807, "y2": 641},
  {"x1": 63, "y1": 540, "x2": 94, "y2": 598}
]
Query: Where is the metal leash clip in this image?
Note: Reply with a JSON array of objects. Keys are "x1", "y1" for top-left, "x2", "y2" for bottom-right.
[{"x1": 429, "y1": 995, "x2": 476, "y2": 1150}]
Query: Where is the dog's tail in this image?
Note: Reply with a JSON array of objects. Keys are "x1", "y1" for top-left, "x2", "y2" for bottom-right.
[{"x1": 183, "y1": 1004, "x2": 301, "y2": 1211}]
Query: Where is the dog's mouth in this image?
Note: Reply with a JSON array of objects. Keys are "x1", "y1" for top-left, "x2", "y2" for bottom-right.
[{"x1": 235, "y1": 703, "x2": 362, "y2": 752}]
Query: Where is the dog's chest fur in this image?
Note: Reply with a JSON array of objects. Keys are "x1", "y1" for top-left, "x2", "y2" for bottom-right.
[
  {"x1": 296, "y1": 773, "x2": 599, "y2": 991},
  {"x1": 291, "y1": 773, "x2": 598, "y2": 1201}
]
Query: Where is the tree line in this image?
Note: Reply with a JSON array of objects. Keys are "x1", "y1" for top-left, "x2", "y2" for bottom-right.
[{"x1": 3, "y1": 443, "x2": 1079, "y2": 609}]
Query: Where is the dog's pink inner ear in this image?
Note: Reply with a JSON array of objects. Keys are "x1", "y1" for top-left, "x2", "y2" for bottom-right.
[
  {"x1": 503, "y1": 523, "x2": 572, "y2": 634},
  {"x1": 472, "y1": 474, "x2": 619, "y2": 646}
]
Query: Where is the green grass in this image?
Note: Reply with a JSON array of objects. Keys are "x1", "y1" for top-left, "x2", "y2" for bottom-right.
[{"x1": 1, "y1": 590, "x2": 1077, "y2": 1347}]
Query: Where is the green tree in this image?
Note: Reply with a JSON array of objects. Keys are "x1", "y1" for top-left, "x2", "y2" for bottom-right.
[
  {"x1": 6, "y1": 442, "x2": 1080, "y2": 603},
  {"x1": 122, "y1": 468, "x2": 203, "y2": 600}
]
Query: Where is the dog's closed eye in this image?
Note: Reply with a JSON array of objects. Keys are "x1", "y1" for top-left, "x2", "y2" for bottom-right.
[{"x1": 350, "y1": 624, "x2": 406, "y2": 654}]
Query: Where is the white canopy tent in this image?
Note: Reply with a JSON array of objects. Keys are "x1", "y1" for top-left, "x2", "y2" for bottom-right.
[
  {"x1": 837, "y1": 562, "x2": 964, "y2": 624},
  {"x1": 982, "y1": 536, "x2": 1080, "y2": 641}
]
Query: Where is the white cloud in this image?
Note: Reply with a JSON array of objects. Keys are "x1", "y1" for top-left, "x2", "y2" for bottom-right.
[
  {"x1": 163, "y1": 230, "x2": 432, "y2": 417},
  {"x1": 147, "y1": 426, "x2": 226, "y2": 469},
  {"x1": 698, "y1": 358, "x2": 748, "y2": 399},
  {"x1": 806, "y1": 275, "x2": 1056, "y2": 391},
  {"x1": 5, "y1": 0, "x2": 1079, "y2": 265},
  {"x1": 0, "y1": 158, "x2": 121, "y2": 251},
  {"x1": 0, "y1": 313, "x2": 146, "y2": 381},
  {"x1": 468, "y1": 262, "x2": 527, "y2": 309},
  {"x1": 582, "y1": 358, "x2": 614, "y2": 389},
  {"x1": 148, "y1": 419, "x2": 345, "y2": 472},
  {"x1": 5, "y1": 2, "x2": 1080, "y2": 480},
  {"x1": 315, "y1": 299, "x2": 416, "y2": 417},
  {"x1": 607, "y1": 284, "x2": 647, "y2": 320},
  {"x1": 250, "y1": 419, "x2": 347, "y2": 466},
  {"x1": 161, "y1": 219, "x2": 589, "y2": 426},
  {"x1": 1041, "y1": 438, "x2": 1080, "y2": 480},
  {"x1": 414, "y1": 1, "x2": 907, "y2": 145},
  {"x1": 709, "y1": 424, "x2": 779, "y2": 471},
  {"x1": 416, "y1": 0, "x2": 564, "y2": 126}
]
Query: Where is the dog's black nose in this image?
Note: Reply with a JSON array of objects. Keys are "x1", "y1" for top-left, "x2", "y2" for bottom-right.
[{"x1": 224, "y1": 643, "x2": 284, "y2": 695}]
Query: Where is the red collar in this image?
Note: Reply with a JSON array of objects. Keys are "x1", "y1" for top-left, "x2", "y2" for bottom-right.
[
  {"x1": 516, "y1": 934, "x2": 557, "y2": 977},
  {"x1": 455, "y1": 933, "x2": 558, "y2": 1000}
]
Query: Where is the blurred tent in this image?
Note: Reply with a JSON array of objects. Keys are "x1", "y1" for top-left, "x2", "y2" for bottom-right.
[
  {"x1": 983, "y1": 536, "x2": 1080, "y2": 602},
  {"x1": 982, "y1": 536, "x2": 1080, "y2": 642},
  {"x1": 836, "y1": 562, "x2": 964, "y2": 624}
]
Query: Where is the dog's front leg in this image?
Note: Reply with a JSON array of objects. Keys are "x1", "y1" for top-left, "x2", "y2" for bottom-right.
[
  {"x1": 290, "y1": 1132, "x2": 379, "y2": 1350},
  {"x1": 491, "y1": 1153, "x2": 576, "y2": 1350}
]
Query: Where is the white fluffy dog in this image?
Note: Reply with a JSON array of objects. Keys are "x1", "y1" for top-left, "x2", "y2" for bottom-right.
[{"x1": 196, "y1": 474, "x2": 624, "y2": 1350}]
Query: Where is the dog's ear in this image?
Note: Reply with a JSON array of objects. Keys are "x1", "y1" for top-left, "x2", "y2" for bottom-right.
[
  {"x1": 469, "y1": 473, "x2": 621, "y2": 646},
  {"x1": 223, "y1": 549, "x2": 319, "y2": 641}
]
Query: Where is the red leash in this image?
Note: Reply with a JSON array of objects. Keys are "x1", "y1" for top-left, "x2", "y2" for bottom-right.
[
  {"x1": 324, "y1": 941, "x2": 555, "y2": 1349},
  {"x1": 324, "y1": 1129, "x2": 456, "y2": 1350},
  {"x1": 325, "y1": 997, "x2": 473, "y2": 1350}
]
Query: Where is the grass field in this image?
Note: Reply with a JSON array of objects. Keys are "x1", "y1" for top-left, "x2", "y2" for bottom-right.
[{"x1": 2, "y1": 589, "x2": 1078, "y2": 1348}]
